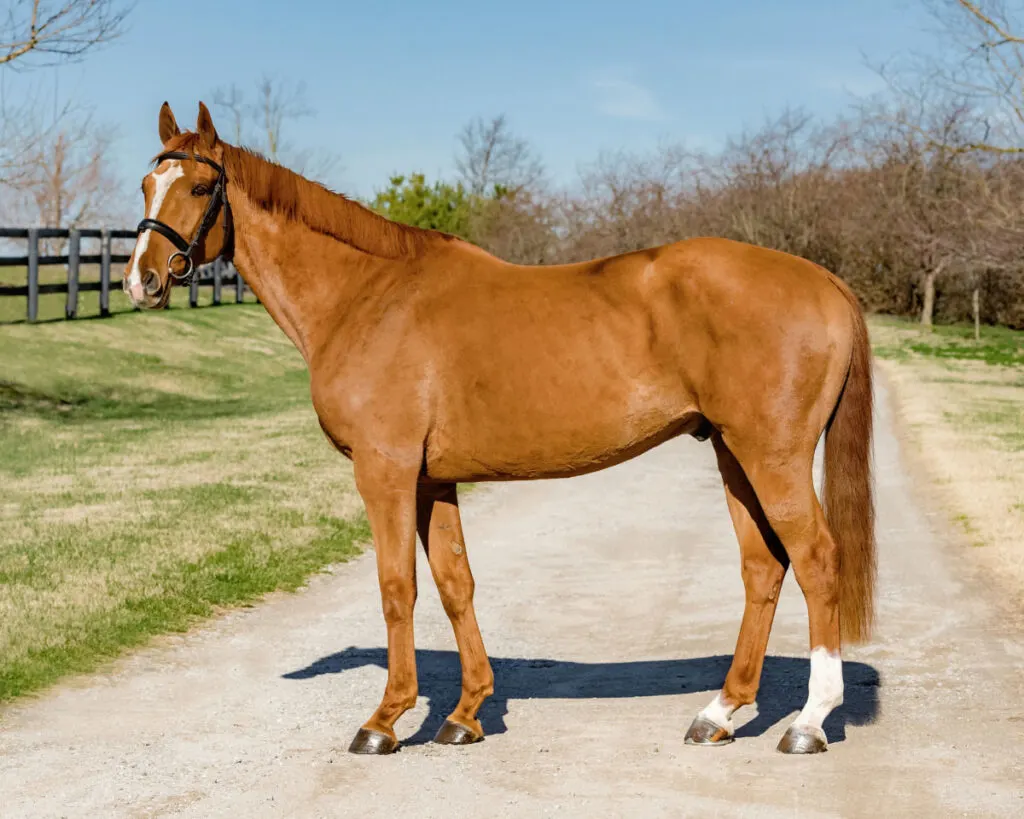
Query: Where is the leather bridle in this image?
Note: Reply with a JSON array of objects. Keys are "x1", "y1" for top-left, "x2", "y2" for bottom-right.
[{"x1": 136, "y1": 151, "x2": 232, "y2": 284}]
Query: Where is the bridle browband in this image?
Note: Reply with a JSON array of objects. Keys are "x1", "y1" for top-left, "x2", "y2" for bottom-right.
[{"x1": 136, "y1": 151, "x2": 232, "y2": 284}]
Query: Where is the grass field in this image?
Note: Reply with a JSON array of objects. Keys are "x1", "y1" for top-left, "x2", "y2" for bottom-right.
[
  {"x1": 0, "y1": 304, "x2": 367, "y2": 703},
  {"x1": 870, "y1": 316, "x2": 1024, "y2": 605}
]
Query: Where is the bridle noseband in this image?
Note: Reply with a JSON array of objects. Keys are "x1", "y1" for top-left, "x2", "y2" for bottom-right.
[{"x1": 136, "y1": 151, "x2": 231, "y2": 284}]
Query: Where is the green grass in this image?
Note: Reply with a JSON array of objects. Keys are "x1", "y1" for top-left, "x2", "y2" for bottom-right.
[
  {"x1": 871, "y1": 316, "x2": 1024, "y2": 455},
  {"x1": 0, "y1": 304, "x2": 366, "y2": 703},
  {"x1": 0, "y1": 517, "x2": 369, "y2": 701},
  {"x1": 871, "y1": 315, "x2": 1024, "y2": 367}
]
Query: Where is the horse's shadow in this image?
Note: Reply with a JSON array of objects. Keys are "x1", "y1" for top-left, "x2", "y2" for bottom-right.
[{"x1": 283, "y1": 648, "x2": 880, "y2": 746}]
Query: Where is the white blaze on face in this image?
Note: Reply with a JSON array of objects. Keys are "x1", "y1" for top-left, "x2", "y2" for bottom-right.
[
  {"x1": 792, "y1": 646, "x2": 844, "y2": 736},
  {"x1": 128, "y1": 160, "x2": 184, "y2": 303}
]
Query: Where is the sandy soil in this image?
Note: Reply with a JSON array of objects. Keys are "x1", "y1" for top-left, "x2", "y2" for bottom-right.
[{"x1": 1, "y1": 377, "x2": 1022, "y2": 818}]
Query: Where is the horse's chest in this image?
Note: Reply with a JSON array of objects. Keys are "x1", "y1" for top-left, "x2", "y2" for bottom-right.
[{"x1": 309, "y1": 372, "x2": 429, "y2": 461}]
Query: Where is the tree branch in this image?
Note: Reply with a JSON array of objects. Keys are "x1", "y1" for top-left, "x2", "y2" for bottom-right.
[{"x1": 0, "y1": 1, "x2": 131, "y2": 68}]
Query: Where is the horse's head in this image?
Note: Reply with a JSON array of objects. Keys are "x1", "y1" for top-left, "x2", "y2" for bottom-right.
[{"x1": 124, "y1": 102, "x2": 232, "y2": 308}]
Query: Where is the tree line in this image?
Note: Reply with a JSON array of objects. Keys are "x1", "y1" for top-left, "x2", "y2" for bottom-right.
[{"x1": 375, "y1": 103, "x2": 1024, "y2": 329}]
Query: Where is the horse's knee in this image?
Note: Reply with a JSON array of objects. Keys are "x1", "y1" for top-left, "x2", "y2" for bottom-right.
[
  {"x1": 380, "y1": 578, "x2": 416, "y2": 623},
  {"x1": 740, "y1": 556, "x2": 784, "y2": 604},
  {"x1": 790, "y1": 535, "x2": 840, "y2": 602},
  {"x1": 436, "y1": 574, "x2": 473, "y2": 619}
]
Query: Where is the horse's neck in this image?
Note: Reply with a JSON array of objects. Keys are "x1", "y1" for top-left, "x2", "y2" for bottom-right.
[{"x1": 228, "y1": 192, "x2": 384, "y2": 363}]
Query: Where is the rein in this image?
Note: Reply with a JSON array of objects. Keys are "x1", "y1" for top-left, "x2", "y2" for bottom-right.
[{"x1": 136, "y1": 151, "x2": 231, "y2": 284}]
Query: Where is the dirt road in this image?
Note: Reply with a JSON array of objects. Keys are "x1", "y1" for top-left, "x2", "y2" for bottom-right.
[{"x1": 2, "y1": 378, "x2": 1023, "y2": 818}]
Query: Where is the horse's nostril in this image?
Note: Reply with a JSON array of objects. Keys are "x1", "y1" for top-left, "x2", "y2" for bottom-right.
[{"x1": 142, "y1": 270, "x2": 161, "y2": 296}]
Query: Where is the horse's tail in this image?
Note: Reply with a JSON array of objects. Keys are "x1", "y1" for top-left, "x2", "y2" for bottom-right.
[{"x1": 822, "y1": 275, "x2": 876, "y2": 644}]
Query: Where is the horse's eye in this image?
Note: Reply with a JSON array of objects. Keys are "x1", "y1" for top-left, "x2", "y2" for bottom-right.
[{"x1": 191, "y1": 184, "x2": 210, "y2": 197}]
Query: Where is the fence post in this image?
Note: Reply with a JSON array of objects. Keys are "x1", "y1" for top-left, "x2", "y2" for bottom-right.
[
  {"x1": 212, "y1": 258, "x2": 222, "y2": 305},
  {"x1": 189, "y1": 270, "x2": 199, "y2": 307},
  {"x1": 99, "y1": 228, "x2": 112, "y2": 317},
  {"x1": 66, "y1": 229, "x2": 81, "y2": 319},
  {"x1": 27, "y1": 228, "x2": 39, "y2": 322},
  {"x1": 235, "y1": 264, "x2": 244, "y2": 303}
]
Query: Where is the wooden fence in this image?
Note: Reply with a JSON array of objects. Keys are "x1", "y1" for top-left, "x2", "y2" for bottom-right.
[{"x1": 0, "y1": 227, "x2": 251, "y2": 322}]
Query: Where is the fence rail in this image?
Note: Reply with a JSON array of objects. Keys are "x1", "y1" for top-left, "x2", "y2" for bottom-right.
[{"x1": 0, "y1": 226, "x2": 250, "y2": 322}]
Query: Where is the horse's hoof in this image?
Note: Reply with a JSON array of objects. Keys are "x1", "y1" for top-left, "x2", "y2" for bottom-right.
[
  {"x1": 684, "y1": 715, "x2": 734, "y2": 746},
  {"x1": 776, "y1": 725, "x2": 827, "y2": 754},
  {"x1": 348, "y1": 728, "x2": 400, "y2": 755},
  {"x1": 433, "y1": 719, "x2": 484, "y2": 746}
]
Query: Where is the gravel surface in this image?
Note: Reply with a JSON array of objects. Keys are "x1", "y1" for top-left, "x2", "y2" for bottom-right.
[{"x1": 2, "y1": 376, "x2": 1022, "y2": 818}]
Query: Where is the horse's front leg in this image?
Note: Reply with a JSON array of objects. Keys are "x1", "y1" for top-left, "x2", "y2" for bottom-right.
[
  {"x1": 348, "y1": 448, "x2": 421, "y2": 755},
  {"x1": 416, "y1": 482, "x2": 494, "y2": 745}
]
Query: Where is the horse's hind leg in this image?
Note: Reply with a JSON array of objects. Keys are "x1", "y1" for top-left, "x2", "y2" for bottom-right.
[
  {"x1": 725, "y1": 440, "x2": 844, "y2": 754},
  {"x1": 686, "y1": 434, "x2": 788, "y2": 746},
  {"x1": 416, "y1": 482, "x2": 494, "y2": 745}
]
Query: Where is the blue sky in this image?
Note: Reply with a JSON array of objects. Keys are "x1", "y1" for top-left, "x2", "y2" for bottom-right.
[{"x1": 3, "y1": 0, "x2": 938, "y2": 199}]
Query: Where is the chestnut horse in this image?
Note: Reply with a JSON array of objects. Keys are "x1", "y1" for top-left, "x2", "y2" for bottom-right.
[{"x1": 124, "y1": 103, "x2": 875, "y2": 756}]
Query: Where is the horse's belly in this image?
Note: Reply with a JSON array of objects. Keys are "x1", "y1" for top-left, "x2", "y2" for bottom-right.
[
  {"x1": 424, "y1": 394, "x2": 702, "y2": 482},
  {"x1": 420, "y1": 285, "x2": 701, "y2": 481}
]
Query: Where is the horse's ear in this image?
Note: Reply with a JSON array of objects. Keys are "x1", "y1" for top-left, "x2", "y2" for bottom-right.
[
  {"x1": 158, "y1": 102, "x2": 180, "y2": 144},
  {"x1": 196, "y1": 101, "x2": 219, "y2": 149}
]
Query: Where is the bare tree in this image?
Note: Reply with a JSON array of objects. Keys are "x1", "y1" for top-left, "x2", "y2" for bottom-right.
[
  {"x1": 455, "y1": 115, "x2": 544, "y2": 196},
  {"x1": 0, "y1": 112, "x2": 125, "y2": 246},
  {"x1": 698, "y1": 110, "x2": 850, "y2": 260},
  {"x1": 0, "y1": 1, "x2": 130, "y2": 187},
  {"x1": 0, "y1": 0, "x2": 131, "y2": 68},
  {"x1": 875, "y1": 1, "x2": 1024, "y2": 154},
  {"x1": 955, "y1": 154, "x2": 1024, "y2": 333},
  {"x1": 932, "y1": 0, "x2": 1024, "y2": 152},
  {"x1": 252, "y1": 76, "x2": 312, "y2": 163},
  {"x1": 548, "y1": 102, "x2": 1024, "y2": 328},
  {"x1": 857, "y1": 106, "x2": 971, "y2": 324},
  {"x1": 211, "y1": 83, "x2": 247, "y2": 145},
  {"x1": 31, "y1": 117, "x2": 120, "y2": 227},
  {"x1": 560, "y1": 146, "x2": 694, "y2": 260},
  {"x1": 0, "y1": 88, "x2": 62, "y2": 186},
  {"x1": 210, "y1": 76, "x2": 340, "y2": 181}
]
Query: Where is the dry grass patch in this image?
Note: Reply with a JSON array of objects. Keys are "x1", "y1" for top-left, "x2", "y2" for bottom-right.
[{"x1": 871, "y1": 317, "x2": 1024, "y2": 605}]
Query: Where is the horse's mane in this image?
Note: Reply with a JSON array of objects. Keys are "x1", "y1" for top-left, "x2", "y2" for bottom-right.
[{"x1": 161, "y1": 133, "x2": 442, "y2": 259}]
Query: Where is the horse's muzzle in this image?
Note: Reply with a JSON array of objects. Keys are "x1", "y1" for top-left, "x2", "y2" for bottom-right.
[{"x1": 124, "y1": 270, "x2": 163, "y2": 308}]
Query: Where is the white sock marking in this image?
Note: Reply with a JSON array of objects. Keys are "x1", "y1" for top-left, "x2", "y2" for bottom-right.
[
  {"x1": 793, "y1": 646, "x2": 843, "y2": 735},
  {"x1": 129, "y1": 160, "x2": 183, "y2": 297},
  {"x1": 699, "y1": 692, "x2": 737, "y2": 733}
]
